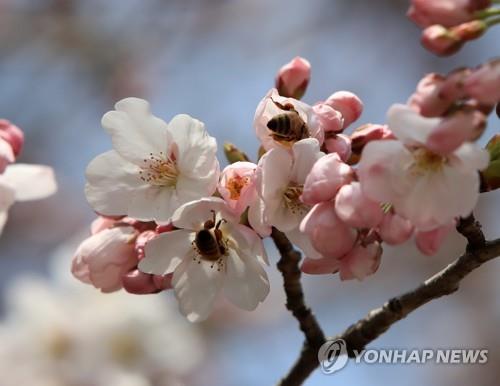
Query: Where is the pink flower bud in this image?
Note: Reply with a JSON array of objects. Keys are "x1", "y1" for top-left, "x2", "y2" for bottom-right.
[
  {"x1": 313, "y1": 103, "x2": 344, "y2": 133},
  {"x1": 301, "y1": 153, "x2": 354, "y2": 205},
  {"x1": 122, "y1": 269, "x2": 173, "y2": 295},
  {"x1": 135, "y1": 230, "x2": 158, "y2": 260},
  {"x1": 421, "y1": 25, "x2": 463, "y2": 56},
  {"x1": 300, "y1": 202, "x2": 357, "y2": 259},
  {"x1": 378, "y1": 212, "x2": 414, "y2": 245},
  {"x1": 451, "y1": 20, "x2": 487, "y2": 40},
  {"x1": 439, "y1": 68, "x2": 471, "y2": 102},
  {"x1": 275, "y1": 56, "x2": 311, "y2": 99},
  {"x1": 90, "y1": 216, "x2": 118, "y2": 234},
  {"x1": 323, "y1": 134, "x2": 352, "y2": 162},
  {"x1": 324, "y1": 91, "x2": 363, "y2": 129},
  {"x1": 427, "y1": 109, "x2": 486, "y2": 154},
  {"x1": 156, "y1": 223, "x2": 174, "y2": 233},
  {"x1": 465, "y1": 59, "x2": 500, "y2": 105},
  {"x1": 350, "y1": 124, "x2": 394, "y2": 160},
  {"x1": 408, "y1": 73, "x2": 453, "y2": 117},
  {"x1": 335, "y1": 182, "x2": 384, "y2": 229},
  {"x1": 122, "y1": 269, "x2": 159, "y2": 294},
  {"x1": 301, "y1": 256, "x2": 340, "y2": 275},
  {"x1": 408, "y1": 0, "x2": 491, "y2": 28},
  {"x1": 0, "y1": 138, "x2": 15, "y2": 174},
  {"x1": 218, "y1": 161, "x2": 258, "y2": 215},
  {"x1": 339, "y1": 241, "x2": 382, "y2": 281},
  {"x1": 71, "y1": 226, "x2": 139, "y2": 293},
  {"x1": 415, "y1": 221, "x2": 455, "y2": 255},
  {"x1": 0, "y1": 120, "x2": 24, "y2": 157}
]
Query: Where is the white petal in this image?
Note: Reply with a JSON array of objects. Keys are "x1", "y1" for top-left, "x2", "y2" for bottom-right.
[
  {"x1": 0, "y1": 182, "x2": 15, "y2": 234},
  {"x1": 102, "y1": 97, "x2": 171, "y2": 165},
  {"x1": 139, "y1": 230, "x2": 193, "y2": 275},
  {"x1": 259, "y1": 147, "x2": 292, "y2": 226},
  {"x1": 387, "y1": 104, "x2": 440, "y2": 146},
  {"x1": 395, "y1": 165, "x2": 480, "y2": 230},
  {"x1": 228, "y1": 223, "x2": 269, "y2": 265},
  {"x1": 128, "y1": 185, "x2": 178, "y2": 223},
  {"x1": 358, "y1": 140, "x2": 413, "y2": 203},
  {"x1": 168, "y1": 114, "x2": 218, "y2": 179},
  {"x1": 452, "y1": 143, "x2": 490, "y2": 172},
  {"x1": 85, "y1": 150, "x2": 145, "y2": 216},
  {"x1": 290, "y1": 138, "x2": 323, "y2": 184},
  {"x1": 171, "y1": 197, "x2": 239, "y2": 231},
  {"x1": 224, "y1": 248, "x2": 270, "y2": 311},
  {"x1": 0, "y1": 164, "x2": 57, "y2": 201},
  {"x1": 248, "y1": 197, "x2": 272, "y2": 238},
  {"x1": 176, "y1": 164, "x2": 219, "y2": 202},
  {"x1": 172, "y1": 254, "x2": 224, "y2": 322},
  {"x1": 286, "y1": 227, "x2": 323, "y2": 259}
]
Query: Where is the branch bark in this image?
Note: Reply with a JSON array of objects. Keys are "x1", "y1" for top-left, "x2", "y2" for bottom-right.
[
  {"x1": 271, "y1": 228, "x2": 326, "y2": 386},
  {"x1": 275, "y1": 219, "x2": 500, "y2": 386}
]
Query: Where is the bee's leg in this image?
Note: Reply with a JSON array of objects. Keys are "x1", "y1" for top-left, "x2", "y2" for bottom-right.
[{"x1": 215, "y1": 218, "x2": 227, "y2": 230}]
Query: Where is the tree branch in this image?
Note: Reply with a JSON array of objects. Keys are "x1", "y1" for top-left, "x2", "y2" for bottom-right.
[
  {"x1": 271, "y1": 228, "x2": 326, "y2": 386},
  {"x1": 276, "y1": 230, "x2": 500, "y2": 385}
]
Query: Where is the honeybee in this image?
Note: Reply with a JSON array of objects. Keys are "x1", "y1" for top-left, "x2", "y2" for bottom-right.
[
  {"x1": 267, "y1": 100, "x2": 310, "y2": 144},
  {"x1": 194, "y1": 210, "x2": 227, "y2": 261}
]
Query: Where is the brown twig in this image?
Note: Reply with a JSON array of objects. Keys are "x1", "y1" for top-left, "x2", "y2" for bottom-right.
[
  {"x1": 270, "y1": 228, "x2": 326, "y2": 386},
  {"x1": 276, "y1": 225, "x2": 500, "y2": 385}
]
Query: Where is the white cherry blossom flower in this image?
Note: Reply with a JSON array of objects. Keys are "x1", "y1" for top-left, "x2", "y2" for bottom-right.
[
  {"x1": 85, "y1": 98, "x2": 219, "y2": 224},
  {"x1": 257, "y1": 138, "x2": 324, "y2": 257},
  {"x1": 138, "y1": 197, "x2": 269, "y2": 322},
  {"x1": 0, "y1": 164, "x2": 57, "y2": 234},
  {"x1": 358, "y1": 104, "x2": 489, "y2": 231},
  {"x1": 254, "y1": 88, "x2": 323, "y2": 151}
]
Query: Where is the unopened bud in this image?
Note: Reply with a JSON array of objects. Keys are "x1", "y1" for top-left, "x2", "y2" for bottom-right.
[
  {"x1": 224, "y1": 143, "x2": 250, "y2": 164},
  {"x1": 482, "y1": 134, "x2": 500, "y2": 191},
  {"x1": 0, "y1": 120, "x2": 24, "y2": 157},
  {"x1": 421, "y1": 25, "x2": 463, "y2": 56},
  {"x1": 324, "y1": 91, "x2": 363, "y2": 129},
  {"x1": 275, "y1": 56, "x2": 311, "y2": 99},
  {"x1": 450, "y1": 20, "x2": 487, "y2": 40}
]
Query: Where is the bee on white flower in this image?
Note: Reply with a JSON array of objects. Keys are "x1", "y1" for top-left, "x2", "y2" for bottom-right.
[
  {"x1": 85, "y1": 98, "x2": 220, "y2": 224},
  {"x1": 139, "y1": 197, "x2": 270, "y2": 322}
]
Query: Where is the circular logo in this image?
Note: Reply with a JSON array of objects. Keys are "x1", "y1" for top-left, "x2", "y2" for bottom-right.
[{"x1": 318, "y1": 339, "x2": 349, "y2": 374}]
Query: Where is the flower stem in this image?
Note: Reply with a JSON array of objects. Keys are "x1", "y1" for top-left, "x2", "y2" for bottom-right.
[
  {"x1": 476, "y1": 7, "x2": 500, "y2": 19},
  {"x1": 485, "y1": 16, "x2": 500, "y2": 27}
]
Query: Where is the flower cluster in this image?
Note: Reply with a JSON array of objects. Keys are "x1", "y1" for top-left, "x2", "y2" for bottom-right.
[
  {"x1": 77, "y1": 98, "x2": 270, "y2": 322},
  {"x1": 0, "y1": 260, "x2": 204, "y2": 386},
  {"x1": 0, "y1": 120, "x2": 57, "y2": 235},
  {"x1": 73, "y1": 52, "x2": 497, "y2": 322},
  {"x1": 407, "y1": 0, "x2": 500, "y2": 55}
]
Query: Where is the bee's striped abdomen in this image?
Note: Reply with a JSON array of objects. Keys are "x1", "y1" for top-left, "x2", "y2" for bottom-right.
[{"x1": 267, "y1": 113, "x2": 293, "y2": 136}]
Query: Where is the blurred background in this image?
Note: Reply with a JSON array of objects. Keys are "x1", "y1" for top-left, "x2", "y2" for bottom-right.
[{"x1": 0, "y1": 0, "x2": 499, "y2": 385}]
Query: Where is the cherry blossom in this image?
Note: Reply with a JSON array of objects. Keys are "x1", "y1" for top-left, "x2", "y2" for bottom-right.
[
  {"x1": 139, "y1": 198, "x2": 269, "y2": 322},
  {"x1": 217, "y1": 161, "x2": 258, "y2": 215},
  {"x1": 358, "y1": 104, "x2": 489, "y2": 231},
  {"x1": 0, "y1": 164, "x2": 57, "y2": 234},
  {"x1": 85, "y1": 97, "x2": 219, "y2": 224},
  {"x1": 254, "y1": 89, "x2": 323, "y2": 151}
]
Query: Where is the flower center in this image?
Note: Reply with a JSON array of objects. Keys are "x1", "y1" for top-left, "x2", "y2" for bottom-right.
[
  {"x1": 283, "y1": 183, "x2": 310, "y2": 215},
  {"x1": 412, "y1": 148, "x2": 446, "y2": 173},
  {"x1": 226, "y1": 175, "x2": 250, "y2": 200},
  {"x1": 140, "y1": 152, "x2": 179, "y2": 187}
]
